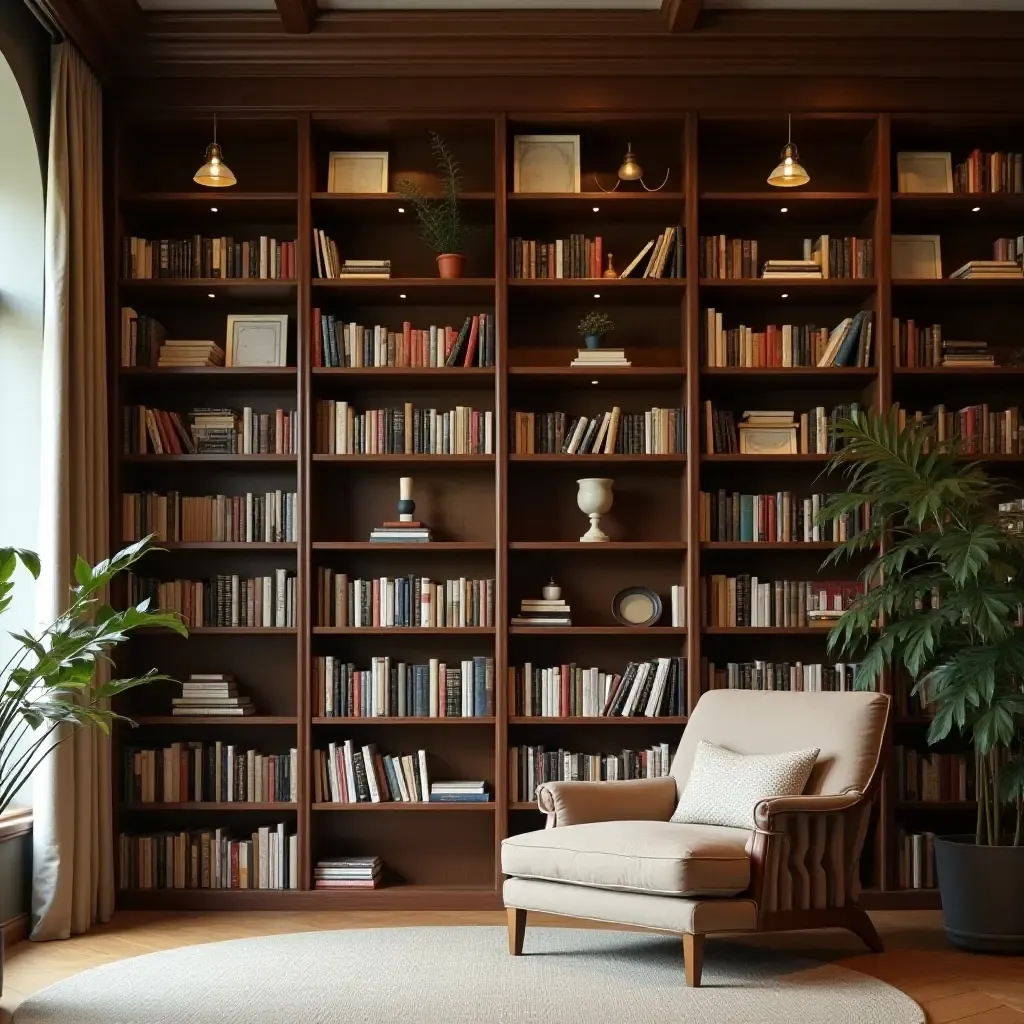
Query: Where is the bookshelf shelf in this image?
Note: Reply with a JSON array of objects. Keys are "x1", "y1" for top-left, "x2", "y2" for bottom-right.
[
  {"x1": 113, "y1": 109, "x2": 1005, "y2": 915},
  {"x1": 312, "y1": 717, "x2": 496, "y2": 725},
  {"x1": 311, "y1": 802, "x2": 495, "y2": 812},
  {"x1": 703, "y1": 626, "x2": 835, "y2": 635},
  {"x1": 154, "y1": 542, "x2": 298, "y2": 551},
  {"x1": 121, "y1": 802, "x2": 299, "y2": 811},
  {"x1": 132, "y1": 716, "x2": 298, "y2": 726}
]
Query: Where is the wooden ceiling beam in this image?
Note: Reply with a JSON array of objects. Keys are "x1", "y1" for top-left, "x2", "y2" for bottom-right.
[
  {"x1": 663, "y1": 0, "x2": 703, "y2": 33},
  {"x1": 275, "y1": 0, "x2": 319, "y2": 34}
]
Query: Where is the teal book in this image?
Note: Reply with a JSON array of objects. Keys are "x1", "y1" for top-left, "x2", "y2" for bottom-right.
[
  {"x1": 834, "y1": 310, "x2": 865, "y2": 367},
  {"x1": 739, "y1": 495, "x2": 754, "y2": 542}
]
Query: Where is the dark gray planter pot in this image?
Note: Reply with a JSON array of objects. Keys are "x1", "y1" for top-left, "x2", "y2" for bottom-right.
[{"x1": 935, "y1": 834, "x2": 1024, "y2": 953}]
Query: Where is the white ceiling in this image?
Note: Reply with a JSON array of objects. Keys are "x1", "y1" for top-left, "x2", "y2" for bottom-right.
[{"x1": 136, "y1": 0, "x2": 1024, "y2": 9}]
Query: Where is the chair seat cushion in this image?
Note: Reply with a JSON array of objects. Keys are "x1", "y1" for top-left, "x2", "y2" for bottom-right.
[{"x1": 501, "y1": 820, "x2": 751, "y2": 897}]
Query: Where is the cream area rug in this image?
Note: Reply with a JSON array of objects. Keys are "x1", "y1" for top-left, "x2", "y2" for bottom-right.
[{"x1": 13, "y1": 926, "x2": 924, "y2": 1024}]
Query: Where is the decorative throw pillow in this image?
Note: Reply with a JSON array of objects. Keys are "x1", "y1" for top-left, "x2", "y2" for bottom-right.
[{"x1": 670, "y1": 740, "x2": 819, "y2": 830}]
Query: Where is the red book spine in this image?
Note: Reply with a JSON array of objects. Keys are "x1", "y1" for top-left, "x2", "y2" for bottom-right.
[
  {"x1": 403, "y1": 321, "x2": 412, "y2": 368},
  {"x1": 372, "y1": 579, "x2": 381, "y2": 627},
  {"x1": 463, "y1": 315, "x2": 480, "y2": 367},
  {"x1": 561, "y1": 664, "x2": 570, "y2": 717}
]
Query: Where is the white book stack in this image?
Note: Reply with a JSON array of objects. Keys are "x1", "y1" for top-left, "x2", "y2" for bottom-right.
[
  {"x1": 760, "y1": 259, "x2": 823, "y2": 280},
  {"x1": 570, "y1": 348, "x2": 632, "y2": 367},
  {"x1": 171, "y1": 673, "x2": 254, "y2": 716},
  {"x1": 950, "y1": 260, "x2": 1023, "y2": 280},
  {"x1": 511, "y1": 597, "x2": 572, "y2": 627},
  {"x1": 429, "y1": 780, "x2": 490, "y2": 803},
  {"x1": 157, "y1": 340, "x2": 225, "y2": 367}
]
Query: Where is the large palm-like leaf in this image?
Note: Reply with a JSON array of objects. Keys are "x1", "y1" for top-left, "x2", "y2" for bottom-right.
[{"x1": 821, "y1": 410, "x2": 1024, "y2": 846}]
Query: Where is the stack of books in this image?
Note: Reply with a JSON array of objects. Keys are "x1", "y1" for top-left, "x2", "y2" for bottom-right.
[
  {"x1": 570, "y1": 348, "x2": 631, "y2": 368},
  {"x1": 157, "y1": 340, "x2": 225, "y2": 368},
  {"x1": 340, "y1": 259, "x2": 391, "y2": 279},
  {"x1": 369, "y1": 519, "x2": 432, "y2": 543},
  {"x1": 942, "y1": 340, "x2": 994, "y2": 366},
  {"x1": 511, "y1": 596, "x2": 572, "y2": 627},
  {"x1": 190, "y1": 408, "x2": 240, "y2": 453},
  {"x1": 950, "y1": 260, "x2": 1023, "y2": 280},
  {"x1": 172, "y1": 673, "x2": 254, "y2": 717},
  {"x1": 760, "y1": 259, "x2": 822, "y2": 280},
  {"x1": 430, "y1": 780, "x2": 490, "y2": 803},
  {"x1": 314, "y1": 856, "x2": 382, "y2": 890},
  {"x1": 738, "y1": 410, "x2": 798, "y2": 455}
]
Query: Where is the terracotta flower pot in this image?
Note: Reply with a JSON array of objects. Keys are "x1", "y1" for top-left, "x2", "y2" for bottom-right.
[{"x1": 436, "y1": 253, "x2": 465, "y2": 279}]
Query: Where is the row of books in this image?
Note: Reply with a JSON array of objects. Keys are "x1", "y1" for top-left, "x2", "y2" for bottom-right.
[
  {"x1": 509, "y1": 234, "x2": 606, "y2": 279},
  {"x1": 702, "y1": 403, "x2": 859, "y2": 455},
  {"x1": 313, "y1": 231, "x2": 393, "y2": 279},
  {"x1": 701, "y1": 576, "x2": 863, "y2": 629},
  {"x1": 314, "y1": 401, "x2": 494, "y2": 456},
  {"x1": 896, "y1": 831, "x2": 936, "y2": 891},
  {"x1": 509, "y1": 407, "x2": 685, "y2": 455},
  {"x1": 313, "y1": 742, "x2": 489, "y2": 804},
  {"x1": 120, "y1": 309, "x2": 165, "y2": 367},
  {"x1": 124, "y1": 406, "x2": 298, "y2": 456},
  {"x1": 313, "y1": 655, "x2": 495, "y2": 718},
  {"x1": 312, "y1": 311, "x2": 495, "y2": 368},
  {"x1": 700, "y1": 660, "x2": 863, "y2": 694},
  {"x1": 890, "y1": 320, "x2": 995, "y2": 368},
  {"x1": 315, "y1": 569, "x2": 496, "y2": 628},
  {"x1": 802, "y1": 235, "x2": 874, "y2": 280},
  {"x1": 314, "y1": 856, "x2": 381, "y2": 890},
  {"x1": 128, "y1": 571, "x2": 297, "y2": 629},
  {"x1": 952, "y1": 149, "x2": 1024, "y2": 194},
  {"x1": 121, "y1": 490, "x2": 297, "y2": 544},
  {"x1": 699, "y1": 236, "x2": 757, "y2": 279},
  {"x1": 122, "y1": 744, "x2": 297, "y2": 804},
  {"x1": 894, "y1": 747, "x2": 975, "y2": 802},
  {"x1": 697, "y1": 490, "x2": 871, "y2": 544},
  {"x1": 117, "y1": 826, "x2": 298, "y2": 891},
  {"x1": 509, "y1": 744, "x2": 673, "y2": 803},
  {"x1": 898, "y1": 404, "x2": 1023, "y2": 454},
  {"x1": 123, "y1": 235, "x2": 296, "y2": 280},
  {"x1": 508, "y1": 657, "x2": 687, "y2": 718}
]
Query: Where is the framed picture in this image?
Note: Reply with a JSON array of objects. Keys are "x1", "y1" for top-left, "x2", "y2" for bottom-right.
[
  {"x1": 225, "y1": 314, "x2": 288, "y2": 367},
  {"x1": 738, "y1": 425, "x2": 798, "y2": 456},
  {"x1": 896, "y1": 152, "x2": 953, "y2": 194},
  {"x1": 327, "y1": 151, "x2": 389, "y2": 194},
  {"x1": 513, "y1": 134, "x2": 581, "y2": 194},
  {"x1": 892, "y1": 234, "x2": 943, "y2": 280}
]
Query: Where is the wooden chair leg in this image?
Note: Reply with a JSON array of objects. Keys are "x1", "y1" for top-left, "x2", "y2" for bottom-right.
[
  {"x1": 845, "y1": 907, "x2": 884, "y2": 954},
  {"x1": 682, "y1": 933, "x2": 704, "y2": 987},
  {"x1": 507, "y1": 907, "x2": 527, "y2": 956}
]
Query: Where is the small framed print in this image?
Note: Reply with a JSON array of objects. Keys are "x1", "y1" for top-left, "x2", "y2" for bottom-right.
[
  {"x1": 327, "y1": 151, "x2": 389, "y2": 194},
  {"x1": 738, "y1": 425, "x2": 798, "y2": 456},
  {"x1": 226, "y1": 314, "x2": 288, "y2": 367},
  {"x1": 897, "y1": 152, "x2": 953, "y2": 194},
  {"x1": 892, "y1": 234, "x2": 943, "y2": 280},
  {"x1": 513, "y1": 134, "x2": 581, "y2": 194}
]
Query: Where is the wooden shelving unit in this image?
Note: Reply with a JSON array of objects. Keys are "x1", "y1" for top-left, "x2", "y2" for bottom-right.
[{"x1": 112, "y1": 109, "x2": 1024, "y2": 913}]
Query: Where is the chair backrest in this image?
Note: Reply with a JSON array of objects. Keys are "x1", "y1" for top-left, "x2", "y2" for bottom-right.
[{"x1": 670, "y1": 690, "x2": 890, "y2": 797}]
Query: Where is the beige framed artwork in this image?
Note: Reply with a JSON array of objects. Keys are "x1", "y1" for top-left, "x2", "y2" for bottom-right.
[
  {"x1": 513, "y1": 134, "x2": 581, "y2": 194},
  {"x1": 738, "y1": 426, "x2": 798, "y2": 456},
  {"x1": 226, "y1": 314, "x2": 289, "y2": 367},
  {"x1": 891, "y1": 234, "x2": 943, "y2": 279},
  {"x1": 896, "y1": 152, "x2": 953, "y2": 194},
  {"x1": 327, "y1": 151, "x2": 389, "y2": 193}
]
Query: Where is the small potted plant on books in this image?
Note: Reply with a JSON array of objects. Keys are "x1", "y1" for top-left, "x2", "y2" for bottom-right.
[
  {"x1": 396, "y1": 133, "x2": 467, "y2": 280},
  {"x1": 820, "y1": 408, "x2": 1024, "y2": 953},
  {"x1": 578, "y1": 311, "x2": 615, "y2": 350}
]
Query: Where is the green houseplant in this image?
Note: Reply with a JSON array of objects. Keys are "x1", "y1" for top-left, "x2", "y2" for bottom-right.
[
  {"x1": 396, "y1": 133, "x2": 467, "y2": 280},
  {"x1": 577, "y1": 311, "x2": 615, "y2": 351},
  {"x1": 0, "y1": 536, "x2": 186, "y2": 818},
  {"x1": 820, "y1": 408, "x2": 1024, "y2": 952}
]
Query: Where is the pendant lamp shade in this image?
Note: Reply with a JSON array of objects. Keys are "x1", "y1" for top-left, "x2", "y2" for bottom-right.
[
  {"x1": 617, "y1": 144, "x2": 643, "y2": 182},
  {"x1": 194, "y1": 117, "x2": 237, "y2": 188},
  {"x1": 767, "y1": 117, "x2": 810, "y2": 188}
]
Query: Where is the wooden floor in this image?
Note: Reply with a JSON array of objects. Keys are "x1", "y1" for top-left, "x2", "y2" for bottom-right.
[{"x1": 2, "y1": 910, "x2": 1022, "y2": 1022}]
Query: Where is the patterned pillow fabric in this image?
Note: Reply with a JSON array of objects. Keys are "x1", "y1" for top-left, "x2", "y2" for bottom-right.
[{"x1": 670, "y1": 740, "x2": 820, "y2": 830}]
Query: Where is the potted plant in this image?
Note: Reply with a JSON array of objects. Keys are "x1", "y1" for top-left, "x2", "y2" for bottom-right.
[
  {"x1": 396, "y1": 133, "x2": 467, "y2": 280},
  {"x1": 0, "y1": 537, "x2": 185, "y2": 989},
  {"x1": 578, "y1": 311, "x2": 615, "y2": 351},
  {"x1": 820, "y1": 408, "x2": 1024, "y2": 953}
]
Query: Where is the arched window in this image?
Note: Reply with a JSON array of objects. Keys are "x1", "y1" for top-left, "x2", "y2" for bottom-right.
[{"x1": 0, "y1": 47, "x2": 45, "y2": 811}]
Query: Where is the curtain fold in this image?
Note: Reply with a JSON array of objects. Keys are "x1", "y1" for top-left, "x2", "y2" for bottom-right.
[{"x1": 31, "y1": 42, "x2": 111, "y2": 941}]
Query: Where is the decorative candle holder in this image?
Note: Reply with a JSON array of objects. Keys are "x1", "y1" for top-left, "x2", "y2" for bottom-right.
[
  {"x1": 397, "y1": 476, "x2": 415, "y2": 522},
  {"x1": 576, "y1": 478, "x2": 614, "y2": 543}
]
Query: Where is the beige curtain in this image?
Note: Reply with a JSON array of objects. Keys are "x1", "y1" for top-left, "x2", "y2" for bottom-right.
[{"x1": 31, "y1": 42, "x2": 111, "y2": 941}]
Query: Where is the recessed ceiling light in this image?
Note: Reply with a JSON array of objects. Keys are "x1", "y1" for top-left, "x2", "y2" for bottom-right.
[
  {"x1": 594, "y1": 293, "x2": 601, "y2": 299},
  {"x1": 210, "y1": 206, "x2": 218, "y2": 213},
  {"x1": 208, "y1": 293, "x2": 216, "y2": 298},
  {"x1": 399, "y1": 293, "x2": 407, "y2": 299},
  {"x1": 972, "y1": 206, "x2": 981, "y2": 212},
  {"x1": 780, "y1": 207, "x2": 788, "y2": 213},
  {"x1": 398, "y1": 207, "x2": 405, "y2": 213},
  {"x1": 781, "y1": 293, "x2": 789, "y2": 299},
  {"x1": 592, "y1": 380, "x2": 599, "y2": 385},
  {"x1": 592, "y1": 206, "x2": 600, "y2": 213}
]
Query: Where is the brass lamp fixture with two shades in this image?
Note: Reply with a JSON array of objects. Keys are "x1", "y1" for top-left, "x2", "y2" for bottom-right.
[
  {"x1": 767, "y1": 115, "x2": 810, "y2": 188},
  {"x1": 193, "y1": 114, "x2": 237, "y2": 188}
]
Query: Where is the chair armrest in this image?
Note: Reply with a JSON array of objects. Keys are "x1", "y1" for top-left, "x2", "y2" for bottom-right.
[
  {"x1": 536, "y1": 777, "x2": 678, "y2": 827},
  {"x1": 755, "y1": 792, "x2": 863, "y2": 828}
]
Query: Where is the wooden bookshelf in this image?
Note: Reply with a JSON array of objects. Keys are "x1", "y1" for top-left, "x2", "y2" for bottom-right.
[{"x1": 112, "y1": 109, "x2": 1024, "y2": 913}]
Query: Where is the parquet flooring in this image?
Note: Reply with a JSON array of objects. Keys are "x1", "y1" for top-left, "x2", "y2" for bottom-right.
[{"x1": 1, "y1": 910, "x2": 1021, "y2": 1022}]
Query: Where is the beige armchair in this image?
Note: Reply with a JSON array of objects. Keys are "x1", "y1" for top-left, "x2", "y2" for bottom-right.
[{"x1": 501, "y1": 689, "x2": 890, "y2": 986}]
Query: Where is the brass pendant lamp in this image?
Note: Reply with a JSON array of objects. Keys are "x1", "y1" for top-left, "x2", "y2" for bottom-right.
[
  {"x1": 194, "y1": 114, "x2": 237, "y2": 188},
  {"x1": 767, "y1": 115, "x2": 810, "y2": 188}
]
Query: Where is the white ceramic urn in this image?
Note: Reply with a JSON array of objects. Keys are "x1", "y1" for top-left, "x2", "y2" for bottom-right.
[{"x1": 576, "y1": 477, "x2": 614, "y2": 543}]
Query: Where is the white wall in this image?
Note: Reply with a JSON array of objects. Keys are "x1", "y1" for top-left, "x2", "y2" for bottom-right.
[{"x1": 0, "y1": 49, "x2": 45, "y2": 808}]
